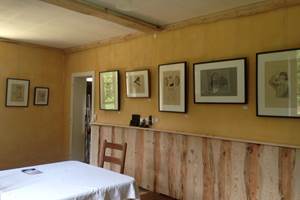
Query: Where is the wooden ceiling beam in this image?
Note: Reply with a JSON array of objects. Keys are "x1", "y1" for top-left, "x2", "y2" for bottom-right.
[{"x1": 39, "y1": 0, "x2": 162, "y2": 33}]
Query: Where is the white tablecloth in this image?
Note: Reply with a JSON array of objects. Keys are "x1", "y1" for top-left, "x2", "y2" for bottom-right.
[{"x1": 0, "y1": 161, "x2": 139, "y2": 200}]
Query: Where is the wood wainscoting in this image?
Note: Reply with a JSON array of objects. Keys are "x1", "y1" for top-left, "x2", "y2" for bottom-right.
[{"x1": 90, "y1": 123, "x2": 300, "y2": 200}]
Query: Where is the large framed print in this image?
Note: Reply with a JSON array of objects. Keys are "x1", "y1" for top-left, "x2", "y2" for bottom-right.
[
  {"x1": 257, "y1": 48, "x2": 300, "y2": 118},
  {"x1": 126, "y1": 69, "x2": 150, "y2": 98},
  {"x1": 34, "y1": 87, "x2": 49, "y2": 106},
  {"x1": 99, "y1": 70, "x2": 120, "y2": 111},
  {"x1": 158, "y1": 62, "x2": 187, "y2": 113},
  {"x1": 6, "y1": 78, "x2": 30, "y2": 107},
  {"x1": 193, "y1": 58, "x2": 247, "y2": 103}
]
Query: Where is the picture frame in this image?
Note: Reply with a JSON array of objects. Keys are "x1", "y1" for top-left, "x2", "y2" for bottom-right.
[
  {"x1": 256, "y1": 48, "x2": 300, "y2": 118},
  {"x1": 99, "y1": 70, "x2": 120, "y2": 111},
  {"x1": 126, "y1": 69, "x2": 150, "y2": 98},
  {"x1": 158, "y1": 62, "x2": 187, "y2": 113},
  {"x1": 34, "y1": 87, "x2": 49, "y2": 106},
  {"x1": 5, "y1": 78, "x2": 30, "y2": 107},
  {"x1": 193, "y1": 58, "x2": 247, "y2": 104}
]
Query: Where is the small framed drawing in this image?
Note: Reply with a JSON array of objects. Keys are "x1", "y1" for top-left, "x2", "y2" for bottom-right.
[
  {"x1": 193, "y1": 58, "x2": 247, "y2": 104},
  {"x1": 158, "y1": 62, "x2": 187, "y2": 113},
  {"x1": 257, "y1": 48, "x2": 300, "y2": 118},
  {"x1": 6, "y1": 78, "x2": 30, "y2": 107},
  {"x1": 126, "y1": 69, "x2": 150, "y2": 98},
  {"x1": 34, "y1": 87, "x2": 49, "y2": 106},
  {"x1": 99, "y1": 70, "x2": 120, "y2": 111}
]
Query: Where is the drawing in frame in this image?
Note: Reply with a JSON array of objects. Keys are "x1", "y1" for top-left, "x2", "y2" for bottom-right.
[
  {"x1": 193, "y1": 58, "x2": 247, "y2": 104},
  {"x1": 6, "y1": 78, "x2": 30, "y2": 107},
  {"x1": 256, "y1": 48, "x2": 300, "y2": 118},
  {"x1": 126, "y1": 69, "x2": 150, "y2": 98},
  {"x1": 158, "y1": 62, "x2": 187, "y2": 113},
  {"x1": 34, "y1": 87, "x2": 49, "y2": 106},
  {"x1": 99, "y1": 70, "x2": 120, "y2": 111}
]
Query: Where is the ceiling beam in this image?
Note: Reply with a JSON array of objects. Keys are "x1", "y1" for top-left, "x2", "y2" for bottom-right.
[{"x1": 39, "y1": 0, "x2": 161, "y2": 33}]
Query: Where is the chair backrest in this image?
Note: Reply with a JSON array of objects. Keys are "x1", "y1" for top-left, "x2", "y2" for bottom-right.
[{"x1": 100, "y1": 140, "x2": 127, "y2": 174}]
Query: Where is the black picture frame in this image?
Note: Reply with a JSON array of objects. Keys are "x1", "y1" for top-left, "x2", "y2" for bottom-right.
[
  {"x1": 193, "y1": 57, "x2": 247, "y2": 104},
  {"x1": 34, "y1": 87, "x2": 49, "y2": 106},
  {"x1": 99, "y1": 70, "x2": 120, "y2": 111},
  {"x1": 158, "y1": 61, "x2": 187, "y2": 113},
  {"x1": 5, "y1": 78, "x2": 30, "y2": 107},
  {"x1": 256, "y1": 48, "x2": 300, "y2": 118},
  {"x1": 125, "y1": 69, "x2": 150, "y2": 98}
]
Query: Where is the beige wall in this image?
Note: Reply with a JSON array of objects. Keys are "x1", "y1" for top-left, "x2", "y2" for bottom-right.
[
  {"x1": 0, "y1": 42, "x2": 66, "y2": 169},
  {"x1": 65, "y1": 5, "x2": 300, "y2": 147}
]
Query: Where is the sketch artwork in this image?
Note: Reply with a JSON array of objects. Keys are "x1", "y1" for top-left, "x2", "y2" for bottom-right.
[{"x1": 163, "y1": 70, "x2": 181, "y2": 105}]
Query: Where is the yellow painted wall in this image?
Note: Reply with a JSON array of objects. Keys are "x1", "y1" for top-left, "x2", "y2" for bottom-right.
[
  {"x1": 64, "y1": 5, "x2": 300, "y2": 147},
  {"x1": 0, "y1": 42, "x2": 66, "y2": 169}
]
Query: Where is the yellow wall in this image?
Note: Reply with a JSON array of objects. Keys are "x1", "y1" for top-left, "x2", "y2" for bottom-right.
[
  {"x1": 65, "y1": 5, "x2": 300, "y2": 147},
  {"x1": 0, "y1": 42, "x2": 66, "y2": 169}
]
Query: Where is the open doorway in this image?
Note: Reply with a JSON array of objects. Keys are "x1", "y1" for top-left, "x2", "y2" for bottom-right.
[{"x1": 70, "y1": 72, "x2": 95, "y2": 163}]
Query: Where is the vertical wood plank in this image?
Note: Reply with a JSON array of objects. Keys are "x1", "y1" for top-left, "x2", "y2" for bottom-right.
[
  {"x1": 89, "y1": 125, "x2": 100, "y2": 166},
  {"x1": 202, "y1": 138, "x2": 215, "y2": 200},
  {"x1": 140, "y1": 130, "x2": 155, "y2": 191},
  {"x1": 167, "y1": 133, "x2": 185, "y2": 199},
  {"x1": 260, "y1": 146, "x2": 280, "y2": 200},
  {"x1": 153, "y1": 131, "x2": 161, "y2": 193},
  {"x1": 184, "y1": 136, "x2": 203, "y2": 200},
  {"x1": 245, "y1": 144, "x2": 261, "y2": 200},
  {"x1": 218, "y1": 141, "x2": 232, "y2": 200},
  {"x1": 279, "y1": 148, "x2": 296, "y2": 200},
  {"x1": 293, "y1": 150, "x2": 300, "y2": 200},
  {"x1": 230, "y1": 142, "x2": 247, "y2": 200},
  {"x1": 157, "y1": 132, "x2": 171, "y2": 196},
  {"x1": 134, "y1": 129, "x2": 144, "y2": 185},
  {"x1": 123, "y1": 128, "x2": 137, "y2": 178},
  {"x1": 211, "y1": 139, "x2": 221, "y2": 200}
]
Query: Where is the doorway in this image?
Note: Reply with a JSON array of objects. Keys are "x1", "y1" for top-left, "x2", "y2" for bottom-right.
[{"x1": 70, "y1": 72, "x2": 95, "y2": 163}]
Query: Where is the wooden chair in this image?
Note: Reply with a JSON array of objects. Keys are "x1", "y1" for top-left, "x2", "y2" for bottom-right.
[{"x1": 100, "y1": 140, "x2": 127, "y2": 174}]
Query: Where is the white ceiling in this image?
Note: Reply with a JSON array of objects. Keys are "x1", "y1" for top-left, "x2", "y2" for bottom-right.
[
  {"x1": 82, "y1": 0, "x2": 264, "y2": 25},
  {"x1": 0, "y1": 0, "x2": 138, "y2": 48},
  {"x1": 0, "y1": 0, "x2": 265, "y2": 49}
]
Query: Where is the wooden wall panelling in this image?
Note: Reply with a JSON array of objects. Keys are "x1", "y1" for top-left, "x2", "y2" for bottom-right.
[
  {"x1": 294, "y1": 149, "x2": 300, "y2": 200},
  {"x1": 259, "y1": 146, "x2": 281, "y2": 200},
  {"x1": 90, "y1": 125, "x2": 300, "y2": 200},
  {"x1": 229, "y1": 142, "x2": 247, "y2": 200},
  {"x1": 123, "y1": 128, "x2": 137, "y2": 178},
  {"x1": 279, "y1": 148, "x2": 296, "y2": 200},
  {"x1": 90, "y1": 125, "x2": 100, "y2": 165},
  {"x1": 244, "y1": 144, "x2": 261, "y2": 200},
  {"x1": 140, "y1": 130, "x2": 155, "y2": 191},
  {"x1": 184, "y1": 136, "x2": 203, "y2": 200}
]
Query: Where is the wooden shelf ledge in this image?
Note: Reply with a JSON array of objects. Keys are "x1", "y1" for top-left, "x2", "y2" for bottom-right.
[{"x1": 90, "y1": 122, "x2": 300, "y2": 149}]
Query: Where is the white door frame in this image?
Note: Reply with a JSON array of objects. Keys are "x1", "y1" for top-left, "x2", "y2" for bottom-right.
[{"x1": 69, "y1": 71, "x2": 95, "y2": 159}]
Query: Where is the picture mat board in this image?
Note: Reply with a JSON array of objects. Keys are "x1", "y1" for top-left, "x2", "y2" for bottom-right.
[
  {"x1": 257, "y1": 49, "x2": 300, "y2": 117},
  {"x1": 34, "y1": 87, "x2": 49, "y2": 105},
  {"x1": 126, "y1": 70, "x2": 149, "y2": 98},
  {"x1": 100, "y1": 71, "x2": 119, "y2": 110},
  {"x1": 194, "y1": 59, "x2": 246, "y2": 103},
  {"x1": 159, "y1": 62, "x2": 186, "y2": 112},
  {"x1": 6, "y1": 78, "x2": 30, "y2": 107}
]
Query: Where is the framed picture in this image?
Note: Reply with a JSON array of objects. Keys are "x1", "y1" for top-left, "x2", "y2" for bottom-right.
[
  {"x1": 257, "y1": 48, "x2": 300, "y2": 118},
  {"x1": 193, "y1": 58, "x2": 247, "y2": 103},
  {"x1": 5, "y1": 78, "x2": 30, "y2": 107},
  {"x1": 126, "y1": 69, "x2": 150, "y2": 98},
  {"x1": 158, "y1": 62, "x2": 187, "y2": 113},
  {"x1": 99, "y1": 70, "x2": 120, "y2": 111},
  {"x1": 34, "y1": 87, "x2": 49, "y2": 106}
]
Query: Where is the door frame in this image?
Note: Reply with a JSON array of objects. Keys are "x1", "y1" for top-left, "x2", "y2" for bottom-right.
[{"x1": 69, "y1": 71, "x2": 95, "y2": 159}]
